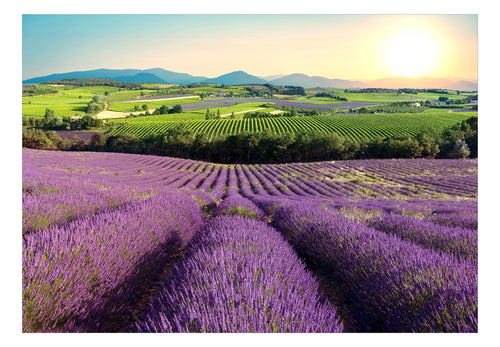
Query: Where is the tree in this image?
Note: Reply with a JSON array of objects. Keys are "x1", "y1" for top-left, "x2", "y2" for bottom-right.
[
  {"x1": 106, "y1": 133, "x2": 142, "y2": 153},
  {"x1": 142, "y1": 104, "x2": 148, "y2": 111},
  {"x1": 45, "y1": 131, "x2": 71, "y2": 150},
  {"x1": 89, "y1": 133, "x2": 107, "y2": 151},
  {"x1": 158, "y1": 105, "x2": 169, "y2": 114},
  {"x1": 78, "y1": 115, "x2": 94, "y2": 129},
  {"x1": 415, "y1": 130, "x2": 440, "y2": 158},
  {"x1": 51, "y1": 117, "x2": 64, "y2": 128},
  {"x1": 44, "y1": 108, "x2": 55, "y2": 125},
  {"x1": 93, "y1": 94, "x2": 105, "y2": 103},
  {"x1": 169, "y1": 104, "x2": 182, "y2": 114},
  {"x1": 383, "y1": 136, "x2": 422, "y2": 159},
  {"x1": 465, "y1": 133, "x2": 477, "y2": 158},
  {"x1": 449, "y1": 140, "x2": 470, "y2": 159},
  {"x1": 22, "y1": 128, "x2": 54, "y2": 149},
  {"x1": 87, "y1": 102, "x2": 102, "y2": 114},
  {"x1": 230, "y1": 112, "x2": 235, "y2": 119}
]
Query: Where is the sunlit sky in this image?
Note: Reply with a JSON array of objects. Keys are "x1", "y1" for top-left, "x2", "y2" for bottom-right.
[{"x1": 23, "y1": 14, "x2": 477, "y2": 82}]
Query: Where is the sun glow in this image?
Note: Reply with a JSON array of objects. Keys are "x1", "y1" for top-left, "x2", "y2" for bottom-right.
[{"x1": 381, "y1": 27, "x2": 442, "y2": 78}]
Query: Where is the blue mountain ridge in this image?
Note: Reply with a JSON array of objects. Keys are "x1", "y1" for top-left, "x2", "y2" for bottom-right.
[{"x1": 22, "y1": 68, "x2": 478, "y2": 91}]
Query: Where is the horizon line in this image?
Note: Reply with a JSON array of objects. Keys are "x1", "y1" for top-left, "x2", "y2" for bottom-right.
[{"x1": 22, "y1": 67, "x2": 478, "y2": 84}]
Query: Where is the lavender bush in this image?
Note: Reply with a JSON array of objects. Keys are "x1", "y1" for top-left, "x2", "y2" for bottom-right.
[
  {"x1": 136, "y1": 215, "x2": 343, "y2": 333},
  {"x1": 213, "y1": 194, "x2": 266, "y2": 221},
  {"x1": 23, "y1": 192, "x2": 203, "y2": 332},
  {"x1": 271, "y1": 202, "x2": 477, "y2": 332},
  {"x1": 22, "y1": 149, "x2": 478, "y2": 333},
  {"x1": 366, "y1": 214, "x2": 477, "y2": 262},
  {"x1": 426, "y1": 212, "x2": 478, "y2": 230}
]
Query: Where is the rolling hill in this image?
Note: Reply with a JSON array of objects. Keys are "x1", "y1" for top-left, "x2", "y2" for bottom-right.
[
  {"x1": 23, "y1": 68, "x2": 207, "y2": 85},
  {"x1": 268, "y1": 73, "x2": 365, "y2": 89},
  {"x1": 201, "y1": 71, "x2": 268, "y2": 85}
]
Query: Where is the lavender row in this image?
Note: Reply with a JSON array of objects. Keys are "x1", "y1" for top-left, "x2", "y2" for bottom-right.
[
  {"x1": 23, "y1": 149, "x2": 477, "y2": 201},
  {"x1": 23, "y1": 192, "x2": 203, "y2": 332},
  {"x1": 136, "y1": 215, "x2": 343, "y2": 333},
  {"x1": 22, "y1": 182, "x2": 150, "y2": 234},
  {"x1": 426, "y1": 212, "x2": 478, "y2": 230},
  {"x1": 366, "y1": 214, "x2": 477, "y2": 262},
  {"x1": 270, "y1": 202, "x2": 477, "y2": 332},
  {"x1": 212, "y1": 194, "x2": 266, "y2": 221}
]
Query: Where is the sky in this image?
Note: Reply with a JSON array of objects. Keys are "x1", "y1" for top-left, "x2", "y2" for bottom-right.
[{"x1": 22, "y1": 14, "x2": 478, "y2": 82}]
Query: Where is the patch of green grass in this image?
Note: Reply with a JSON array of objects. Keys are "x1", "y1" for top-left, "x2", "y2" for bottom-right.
[
  {"x1": 22, "y1": 86, "x2": 119, "y2": 117},
  {"x1": 316, "y1": 88, "x2": 474, "y2": 103}
]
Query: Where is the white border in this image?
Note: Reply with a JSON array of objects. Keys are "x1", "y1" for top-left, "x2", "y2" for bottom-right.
[{"x1": 4, "y1": 1, "x2": 497, "y2": 346}]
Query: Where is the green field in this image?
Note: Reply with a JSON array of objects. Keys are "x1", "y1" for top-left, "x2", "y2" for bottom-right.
[
  {"x1": 23, "y1": 82, "x2": 476, "y2": 119},
  {"x1": 107, "y1": 96, "x2": 202, "y2": 112},
  {"x1": 22, "y1": 86, "x2": 120, "y2": 117},
  {"x1": 105, "y1": 89, "x2": 157, "y2": 101},
  {"x1": 318, "y1": 89, "x2": 473, "y2": 103},
  {"x1": 110, "y1": 109, "x2": 476, "y2": 141},
  {"x1": 107, "y1": 102, "x2": 280, "y2": 124}
]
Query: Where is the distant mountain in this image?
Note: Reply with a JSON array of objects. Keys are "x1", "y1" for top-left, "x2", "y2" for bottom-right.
[
  {"x1": 201, "y1": 71, "x2": 268, "y2": 85},
  {"x1": 365, "y1": 77, "x2": 478, "y2": 91},
  {"x1": 23, "y1": 68, "x2": 478, "y2": 91},
  {"x1": 113, "y1": 73, "x2": 167, "y2": 84},
  {"x1": 23, "y1": 68, "x2": 144, "y2": 84},
  {"x1": 268, "y1": 73, "x2": 365, "y2": 89},
  {"x1": 23, "y1": 68, "x2": 207, "y2": 85},
  {"x1": 142, "y1": 68, "x2": 207, "y2": 84},
  {"x1": 260, "y1": 74, "x2": 287, "y2": 81}
]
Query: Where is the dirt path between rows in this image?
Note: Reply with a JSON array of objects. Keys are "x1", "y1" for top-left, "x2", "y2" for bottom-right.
[{"x1": 220, "y1": 108, "x2": 267, "y2": 118}]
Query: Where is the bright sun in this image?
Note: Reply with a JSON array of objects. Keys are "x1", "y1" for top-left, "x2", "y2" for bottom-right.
[{"x1": 382, "y1": 27, "x2": 441, "y2": 78}]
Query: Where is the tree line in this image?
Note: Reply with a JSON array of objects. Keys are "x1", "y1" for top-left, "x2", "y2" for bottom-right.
[
  {"x1": 313, "y1": 92, "x2": 348, "y2": 101},
  {"x1": 359, "y1": 102, "x2": 429, "y2": 114},
  {"x1": 23, "y1": 117, "x2": 477, "y2": 164},
  {"x1": 23, "y1": 85, "x2": 60, "y2": 97},
  {"x1": 23, "y1": 108, "x2": 104, "y2": 130}
]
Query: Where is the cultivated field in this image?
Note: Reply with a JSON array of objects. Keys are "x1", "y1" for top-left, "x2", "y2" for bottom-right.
[
  {"x1": 23, "y1": 84, "x2": 475, "y2": 119},
  {"x1": 105, "y1": 102, "x2": 282, "y2": 123},
  {"x1": 22, "y1": 148, "x2": 477, "y2": 332},
  {"x1": 110, "y1": 109, "x2": 475, "y2": 141}
]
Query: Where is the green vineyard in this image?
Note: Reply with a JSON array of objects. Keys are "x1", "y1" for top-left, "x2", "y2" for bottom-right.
[{"x1": 110, "y1": 111, "x2": 476, "y2": 141}]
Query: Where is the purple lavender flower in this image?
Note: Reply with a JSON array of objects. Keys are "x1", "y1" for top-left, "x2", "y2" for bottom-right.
[
  {"x1": 271, "y1": 202, "x2": 477, "y2": 332},
  {"x1": 23, "y1": 192, "x2": 203, "y2": 332},
  {"x1": 136, "y1": 215, "x2": 343, "y2": 333},
  {"x1": 213, "y1": 194, "x2": 266, "y2": 221}
]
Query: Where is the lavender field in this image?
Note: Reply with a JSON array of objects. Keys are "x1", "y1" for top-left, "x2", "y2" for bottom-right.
[{"x1": 22, "y1": 148, "x2": 478, "y2": 333}]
